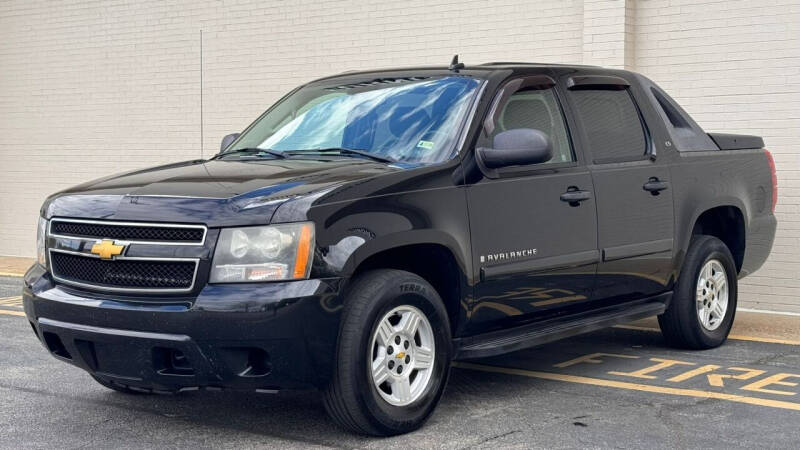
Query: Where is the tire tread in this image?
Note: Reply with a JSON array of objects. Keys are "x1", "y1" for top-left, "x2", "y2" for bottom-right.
[
  {"x1": 323, "y1": 269, "x2": 414, "y2": 435},
  {"x1": 658, "y1": 235, "x2": 737, "y2": 350},
  {"x1": 323, "y1": 269, "x2": 449, "y2": 436}
]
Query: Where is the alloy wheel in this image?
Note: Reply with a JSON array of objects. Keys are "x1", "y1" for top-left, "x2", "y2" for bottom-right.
[
  {"x1": 369, "y1": 305, "x2": 435, "y2": 406},
  {"x1": 696, "y1": 259, "x2": 729, "y2": 331}
]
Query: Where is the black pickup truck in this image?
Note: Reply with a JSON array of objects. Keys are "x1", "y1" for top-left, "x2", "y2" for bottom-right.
[{"x1": 24, "y1": 61, "x2": 776, "y2": 436}]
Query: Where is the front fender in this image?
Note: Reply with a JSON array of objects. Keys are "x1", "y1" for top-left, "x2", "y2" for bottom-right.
[
  {"x1": 304, "y1": 186, "x2": 473, "y2": 283},
  {"x1": 336, "y1": 229, "x2": 468, "y2": 277}
]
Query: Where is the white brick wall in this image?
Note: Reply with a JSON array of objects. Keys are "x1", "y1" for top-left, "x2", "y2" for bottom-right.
[
  {"x1": 634, "y1": 0, "x2": 800, "y2": 311},
  {"x1": 581, "y1": 0, "x2": 632, "y2": 68},
  {"x1": 1, "y1": 0, "x2": 798, "y2": 311},
  {"x1": 0, "y1": 0, "x2": 584, "y2": 255}
]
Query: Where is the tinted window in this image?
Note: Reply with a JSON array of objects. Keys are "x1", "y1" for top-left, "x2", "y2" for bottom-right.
[
  {"x1": 651, "y1": 87, "x2": 690, "y2": 129},
  {"x1": 487, "y1": 88, "x2": 573, "y2": 164},
  {"x1": 644, "y1": 82, "x2": 718, "y2": 151},
  {"x1": 570, "y1": 89, "x2": 647, "y2": 162}
]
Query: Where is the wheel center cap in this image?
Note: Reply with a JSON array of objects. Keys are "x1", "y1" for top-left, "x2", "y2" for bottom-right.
[{"x1": 395, "y1": 351, "x2": 406, "y2": 359}]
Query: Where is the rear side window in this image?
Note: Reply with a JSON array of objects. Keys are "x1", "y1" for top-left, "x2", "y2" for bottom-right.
[
  {"x1": 643, "y1": 81, "x2": 718, "y2": 151},
  {"x1": 570, "y1": 89, "x2": 647, "y2": 163},
  {"x1": 651, "y1": 87, "x2": 691, "y2": 129}
]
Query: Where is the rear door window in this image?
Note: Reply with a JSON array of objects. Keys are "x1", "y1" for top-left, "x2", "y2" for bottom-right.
[{"x1": 569, "y1": 89, "x2": 647, "y2": 163}]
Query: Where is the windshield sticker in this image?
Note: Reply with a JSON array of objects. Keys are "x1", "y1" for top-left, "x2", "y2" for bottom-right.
[{"x1": 416, "y1": 140, "x2": 435, "y2": 150}]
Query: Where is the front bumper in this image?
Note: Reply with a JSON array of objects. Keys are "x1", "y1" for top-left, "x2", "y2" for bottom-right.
[{"x1": 23, "y1": 264, "x2": 344, "y2": 393}]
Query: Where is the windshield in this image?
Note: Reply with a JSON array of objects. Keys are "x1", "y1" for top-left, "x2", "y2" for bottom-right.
[{"x1": 226, "y1": 76, "x2": 482, "y2": 164}]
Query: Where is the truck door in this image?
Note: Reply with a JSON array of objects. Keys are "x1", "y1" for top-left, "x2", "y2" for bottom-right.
[
  {"x1": 562, "y1": 75, "x2": 675, "y2": 304},
  {"x1": 464, "y1": 75, "x2": 599, "y2": 334}
]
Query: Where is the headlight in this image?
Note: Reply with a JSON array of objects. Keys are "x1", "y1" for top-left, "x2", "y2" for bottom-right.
[
  {"x1": 37, "y1": 217, "x2": 47, "y2": 266},
  {"x1": 210, "y1": 222, "x2": 314, "y2": 283}
]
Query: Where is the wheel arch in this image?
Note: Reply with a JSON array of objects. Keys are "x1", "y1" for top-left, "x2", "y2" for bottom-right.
[
  {"x1": 688, "y1": 204, "x2": 746, "y2": 273},
  {"x1": 342, "y1": 234, "x2": 470, "y2": 336}
]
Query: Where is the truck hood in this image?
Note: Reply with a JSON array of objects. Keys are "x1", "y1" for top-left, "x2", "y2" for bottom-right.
[{"x1": 43, "y1": 158, "x2": 402, "y2": 227}]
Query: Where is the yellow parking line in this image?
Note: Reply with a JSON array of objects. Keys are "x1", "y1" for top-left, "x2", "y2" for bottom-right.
[
  {"x1": 0, "y1": 271, "x2": 24, "y2": 277},
  {"x1": 0, "y1": 296, "x2": 23, "y2": 305},
  {"x1": 725, "y1": 334, "x2": 800, "y2": 347},
  {"x1": 453, "y1": 362, "x2": 800, "y2": 412},
  {"x1": 614, "y1": 324, "x2": 800, "y2": 347},
  {"x1": 0, "y1": 309, "x2": 25, "y2": 317}
]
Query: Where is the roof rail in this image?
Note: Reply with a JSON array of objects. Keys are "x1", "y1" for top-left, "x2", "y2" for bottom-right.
[
  {"x1": 479, "y1": 61, "x2": 601, "y2": 68},
  {"x1": 479, "y1": 61, "x2": 544, "y2": 66}
]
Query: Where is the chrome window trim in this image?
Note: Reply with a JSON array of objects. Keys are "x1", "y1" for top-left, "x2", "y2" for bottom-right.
[
  {"x1": 48, "y1": 217, "x2": 208, "y2": 246},
  {"x1": 48, "y1": 248, "x2": 200, "y2": 294}
]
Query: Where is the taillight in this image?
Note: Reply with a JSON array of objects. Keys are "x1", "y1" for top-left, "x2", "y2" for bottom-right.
[{"x1": 765, "y1": 149, "x2": 777, "y2": 213}]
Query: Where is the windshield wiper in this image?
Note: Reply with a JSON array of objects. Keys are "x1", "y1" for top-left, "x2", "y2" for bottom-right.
[
  {"x1": 285, "y1": 148, "x2": 395, "y2": 163},
  {"x1": 214, "y1": 148, "x2": 286, "y2": 159}
]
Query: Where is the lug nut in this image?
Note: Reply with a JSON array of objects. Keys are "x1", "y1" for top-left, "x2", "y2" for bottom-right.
[
  {"x1": 395, "y1": 336, "x2": 401, "y2": 345},
  {"x1": 404, "y1": 341, "x2": 409, "y2": 349},
  {"x1": 405, "y1": 355, "x2": 410, "y2": 364},
  {"x1": 388, "y1": 360, "x2": 395, "y2": 369},
  {"x1": 387, "y1": 346, "x2": 393, "y2": 354},
  {"x1": 397, "y1": 366, "x2": 403, "y2": 374}
]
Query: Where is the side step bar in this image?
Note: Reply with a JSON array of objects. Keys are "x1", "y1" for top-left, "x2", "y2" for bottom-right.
[{"x1": 454, "y1": 293, "x2": 670, "y2": 360}]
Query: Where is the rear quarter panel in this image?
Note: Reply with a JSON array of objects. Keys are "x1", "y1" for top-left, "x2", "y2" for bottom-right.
[{"x1": 670, "y1": 148, "x2": 776, "y2": 278}]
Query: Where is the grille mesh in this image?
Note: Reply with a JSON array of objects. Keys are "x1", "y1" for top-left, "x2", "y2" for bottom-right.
[
  {"x1": 51, "y1": 221, "x2": 204, "y2": 243},
  {"x1": 51, "y1": 252, "x2": 195, "y2": 290}
]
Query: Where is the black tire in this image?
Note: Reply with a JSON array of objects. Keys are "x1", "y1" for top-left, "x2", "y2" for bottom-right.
[
  {"x1": 91, "y1": 375, "x2": 150, "y2": 395},
  {"x1": 658, "y1": 235, "x2": 738, "y2": 349},
  {"x1": 323, "y1": 269, "x2": 452, "y2": 436}
]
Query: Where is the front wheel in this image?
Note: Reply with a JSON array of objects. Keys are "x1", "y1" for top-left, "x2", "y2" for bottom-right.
[
  {"x1": 658, "y1": 235, "x2": 738, "y2": 349},
  {"x1": 323, "y1": 269, "x2": 452, "y2": 436}
]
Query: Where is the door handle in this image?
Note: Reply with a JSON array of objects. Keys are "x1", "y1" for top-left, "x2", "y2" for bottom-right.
[
  {"x1": 643, "y1": 177, "x2": 669, "y2": 195},
  {"x1": 560, "y1": 187, "x2": 592, "y2": 206}
]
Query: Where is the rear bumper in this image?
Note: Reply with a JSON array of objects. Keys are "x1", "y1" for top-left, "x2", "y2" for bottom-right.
[{"x1": 23, "y1": 264, "x2": 344, "y2": 393}]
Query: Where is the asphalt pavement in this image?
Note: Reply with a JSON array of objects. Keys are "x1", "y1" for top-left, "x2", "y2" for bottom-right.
[
  {"x1": 0, "y1": 276, "x2": 21, "y2": 298},
  {"x1": 1, "y1": 275, "x2": 799, "y2": 449}
]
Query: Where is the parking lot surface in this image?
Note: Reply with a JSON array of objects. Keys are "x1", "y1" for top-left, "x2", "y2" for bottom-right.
[{"x1": 2, "y1": 275, "x2": 799, "y2": 449}]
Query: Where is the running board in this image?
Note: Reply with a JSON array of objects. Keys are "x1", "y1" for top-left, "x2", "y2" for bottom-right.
[{"x1": 454, "y1": 293, "x2": 670, "y2": 360}]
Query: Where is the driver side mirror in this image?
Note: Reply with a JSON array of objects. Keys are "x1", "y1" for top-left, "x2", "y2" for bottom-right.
[
  {"x1": 220, "y1": 133, "x2": 241, "y2": 152},
  {"x1": 476, "y1": 129, "x2": 553, "y2": 173}
]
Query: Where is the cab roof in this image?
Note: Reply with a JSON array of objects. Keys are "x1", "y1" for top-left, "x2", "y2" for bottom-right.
[{"x1": 309, "y1": 62, "x2": 622, "y2": 85}]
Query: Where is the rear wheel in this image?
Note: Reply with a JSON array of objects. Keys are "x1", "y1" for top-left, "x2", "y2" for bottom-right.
[
  {"x1": 658, "y1": 235, "x2": 738, "y2": 349},
  {"x1": 323, "y1": 269, "x2": 452, "y2": 436}
]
